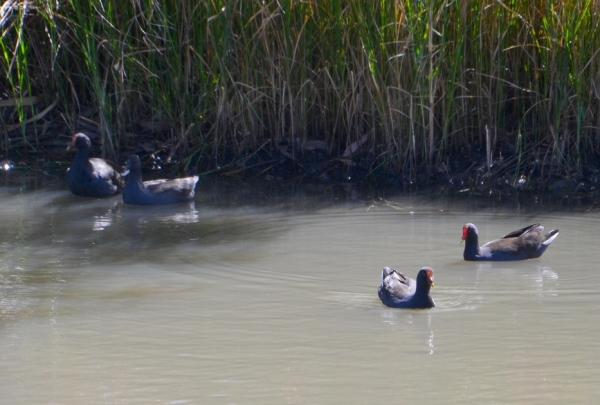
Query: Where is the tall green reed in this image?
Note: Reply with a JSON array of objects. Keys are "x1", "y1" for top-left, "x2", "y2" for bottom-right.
[
  {"x1": 1, "y1": 1, "x2": 33, "y2": 150},
  {"x1": 1, "y1": 0, "x2": 599, "y2": 181}
]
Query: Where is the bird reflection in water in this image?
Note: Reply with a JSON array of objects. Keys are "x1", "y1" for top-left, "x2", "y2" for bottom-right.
[
  {"x1": 92, "y1": 201, "x2": 119, "y2": 231},
  {"x1": 380, "y1": 310, "x2": 435, "y2": 355},
  {"x1": 123, "y1": 202, "x2": 199, "y2": 251},
  {"x1": 156, "y1": 202, "x2": 199, "y2": 224}
]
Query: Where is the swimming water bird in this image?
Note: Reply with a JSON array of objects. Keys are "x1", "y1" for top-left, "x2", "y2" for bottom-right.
[
  {"x1": 66, "y1": 133, "x2": 124, "y2": 197},
  {"x1": 378, "y1": 267, "x2": 435, "y2": 309},
  {"x1": 461, "y1": 223, "x2": 559, "y2": 261},
  {"x1": 122, "y1": 155, "x2": 199, "y2": 205}
]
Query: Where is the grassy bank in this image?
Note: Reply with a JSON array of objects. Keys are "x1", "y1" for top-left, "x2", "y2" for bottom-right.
[{"x1": 1, "y1": 0, "x2": 599, "y2": 187}]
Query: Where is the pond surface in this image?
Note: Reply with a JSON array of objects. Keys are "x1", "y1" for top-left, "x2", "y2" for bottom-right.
[{"x1": 1, "y1": 176, "x2": 599, "y2": 404}]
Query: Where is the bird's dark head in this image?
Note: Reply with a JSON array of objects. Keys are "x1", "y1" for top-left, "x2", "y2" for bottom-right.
[
  {"x1": 417, "y1": 267, "x2": 435, "y2": 287},
  {"x1": 68, "y1": 133, "x2": 91, "y2": 151},
  {"x1": 462, "y1": 223, "x2": 478, "y2": 242},
  {"x1": 124, "y1": 155, "x2": 142, "y2": 172},
  {"x1": 121, "y1": 155, "x2": 142, "y2": 178}
]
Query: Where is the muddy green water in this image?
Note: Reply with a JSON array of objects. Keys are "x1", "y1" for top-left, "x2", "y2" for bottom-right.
[{"x1": 0, "y1": 179, "x2": 599, "y2": 404}]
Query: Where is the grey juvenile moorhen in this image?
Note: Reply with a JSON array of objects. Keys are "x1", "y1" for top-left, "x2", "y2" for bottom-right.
[
  {"x1": 378, "y1": 267, "x2": 435, "y2": 309},
  {"x1": 461, "y1": 223, "x2": 559, "y2": 261},
  {"x1": 122, "y1": 155, "x2": 199, "y2": 205},
  {"x1": 66, "y1": 133, "x2": 124, "y2": 197}
]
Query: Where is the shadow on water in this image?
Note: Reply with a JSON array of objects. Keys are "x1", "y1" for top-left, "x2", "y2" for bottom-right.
[
  {"x1": 4, "y1": 194, "x2": 297, "y2": 265},
  {"x1": 0, "y1": 183, "x2": 293, "y2": 322}
]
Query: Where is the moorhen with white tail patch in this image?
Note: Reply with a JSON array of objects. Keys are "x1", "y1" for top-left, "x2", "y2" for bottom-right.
[
  {"x1": 378, "y1": 267, "x2": 435, "y2": 309},
  {"x1": 461, "y1": 223, "x2": 559, "y2": 261},
  {"x1": 122, "y1": 155, "x2": 199, "y2": 205}
]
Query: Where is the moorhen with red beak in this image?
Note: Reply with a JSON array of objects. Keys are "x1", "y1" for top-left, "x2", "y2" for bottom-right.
[
  {"x1": 461, "y1": 223, "x2": 559, "y2": 261},
  {"x1": 378, "y1": 267, "x2": 435, "y2": 309}
]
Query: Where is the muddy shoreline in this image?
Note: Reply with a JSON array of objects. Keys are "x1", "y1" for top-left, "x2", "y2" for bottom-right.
[
  {"x1": 1, "y1": 156, "x2": 600, "y2": 216},
  {"x1": 1, "y1": 128, "x2": 600, "y2": 210}
]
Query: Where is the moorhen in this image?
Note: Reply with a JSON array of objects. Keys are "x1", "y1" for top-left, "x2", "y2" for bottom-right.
[
  {"x1": 461, "y1": 223, "x2": 559, "y2": 261},
  {"x1": 122, "y1": 155, "x2": 199, "y2": 205},
  {"x1": 66, "y1": 133, "x2": 124, "y2": 197},
  {"x1": 378, "y1": 267, "x2": 435, "y2": 309}
]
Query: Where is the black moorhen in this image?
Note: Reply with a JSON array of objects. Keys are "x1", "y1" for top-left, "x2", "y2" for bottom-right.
[
  {"x1": 66, "y1": 133, "x2": 124, "y2": 197},
  {"x1": 461, "y1": 223, "x2": 559, "y2": 261},
  {"x1": 378, "y1": 267, "x2": 435, "y2": 309},
  {"x1": 122, "y1": 155, "x2": 199, "y2": 205}
]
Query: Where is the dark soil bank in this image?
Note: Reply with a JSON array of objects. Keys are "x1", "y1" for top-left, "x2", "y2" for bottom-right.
[
  {"x1": 2, "y1": 130, "x2": 600, "y2": 215},
  {"x1": 2, "y1": 127, "x2": 600, "y2": 207}
]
